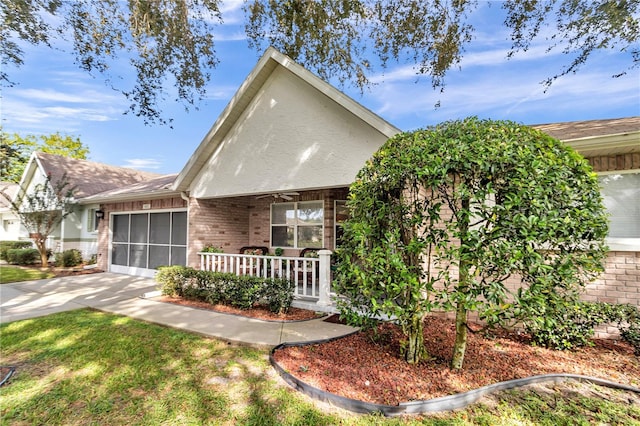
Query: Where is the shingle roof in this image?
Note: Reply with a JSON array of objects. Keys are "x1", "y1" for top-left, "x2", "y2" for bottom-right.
[
  {"x1": 532, "y1": 117, "x2": 640, "y2": 140},
  {"x1": 83, "y1": 173, "x2": 178, "y2": 202},
  {"x1": 0, "y1": 182, "x2": 18, "y2": 209},
  {"x1": 35, "y1": 152, "x2": 162, "y2": 199}
]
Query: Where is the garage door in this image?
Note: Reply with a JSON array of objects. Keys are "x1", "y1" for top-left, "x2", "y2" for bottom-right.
[{"x1": 110, "y1": 210, "x2": 187, "y2": 277}]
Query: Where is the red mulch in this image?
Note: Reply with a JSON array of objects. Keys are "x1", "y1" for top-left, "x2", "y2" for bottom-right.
[
  {"x1": 157, "y1": 296, "x2": 323, "y2": 321},
  {"x1": 273, "y1": 316, "x2": 640, "y2": 406},
  {"x1": 52, "y1": 268, "x2": 104, "y2": 277}
]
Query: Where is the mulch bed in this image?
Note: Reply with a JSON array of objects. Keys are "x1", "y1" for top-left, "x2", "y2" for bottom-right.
[
  {"x1": 52, "y1": 267, "x2": 104, "y2": 277},
  {"x1": 273, "y1": 316, "x2": 640, "y2": 406},
  {"x1": 157, "y1": 296, "x2": 323, "y2": 321}
]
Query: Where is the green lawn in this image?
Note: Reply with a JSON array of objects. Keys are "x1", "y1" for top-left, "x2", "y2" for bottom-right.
[
  {"x1": 0, "y1": 265, "x2": 54, "y2": 284},
  {"x1": 1, "y1": 309, "x2": 638, "y2": 425}
]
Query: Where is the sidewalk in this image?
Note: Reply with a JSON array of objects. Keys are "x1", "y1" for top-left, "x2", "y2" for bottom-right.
[{"x1": 0, "y1": 273, "x2": 358, "y2": 346}]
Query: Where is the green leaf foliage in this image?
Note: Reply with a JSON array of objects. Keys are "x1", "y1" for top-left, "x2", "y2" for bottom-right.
[
  {"x1": 2, "y1": 1, "x2": 637, "y2": 124},
  {"x1": 155, "y1": 266, "x2": 295, "y2": 314},
  {"x1": 1, "y1": 131, "x2": 89, "y2": 183},
  {"x1": 335, "y1": 117, "x2": 608, "y2": 367}
]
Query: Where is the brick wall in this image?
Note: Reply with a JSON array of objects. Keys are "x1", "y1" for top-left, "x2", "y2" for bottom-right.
[
  {"x1": 187, "y1": 196, "x2": 250, "y2": 267},
  {"x1": 586, "y1": 152, "x2": 640, "y2": 313}
]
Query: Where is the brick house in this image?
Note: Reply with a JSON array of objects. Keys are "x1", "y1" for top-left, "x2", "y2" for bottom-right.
[{"x1": 78, "y1": 48, "x2": 638, "y2": 311}]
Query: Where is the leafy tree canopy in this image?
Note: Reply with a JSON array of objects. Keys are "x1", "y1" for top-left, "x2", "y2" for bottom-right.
[
  {"x1": 335, "y1": 117, "x2": 608, "y2": 368},
  {"x1": 2, "y1": 1, "x2": 637, "y2": 124},
  {"x1": 0, "y1": 131, "x2": 89, "y2": 183}
]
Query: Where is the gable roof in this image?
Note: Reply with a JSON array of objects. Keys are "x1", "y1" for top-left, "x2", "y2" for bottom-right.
[
  {"x1": 172, "y1": 47, "x2": 400, "y2": 194},
  {"x1": 532, "y1": 117, "x2": 640, "y2": 157},
  {"x1": 24, "y1": 152, "x2": 161, "y2": 200}
]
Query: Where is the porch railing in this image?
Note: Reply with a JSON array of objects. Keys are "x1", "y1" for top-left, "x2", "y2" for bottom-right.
[{"x1": 198, "y1": 251, "x2": 332, "y2": 305}]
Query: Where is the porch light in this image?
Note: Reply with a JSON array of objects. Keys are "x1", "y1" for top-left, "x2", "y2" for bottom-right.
[{"x1": 95, "y1": 210, "x2": 105, "y2": 220}]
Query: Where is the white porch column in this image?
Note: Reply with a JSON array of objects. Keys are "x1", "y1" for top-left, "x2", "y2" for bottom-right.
[{"x1": 317, "y1": 249, "x2": 332, "y2": 306}]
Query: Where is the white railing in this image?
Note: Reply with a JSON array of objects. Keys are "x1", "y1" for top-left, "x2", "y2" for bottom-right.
[{"x1": 198, "y1": 251, "x2": 332, "y2": 305}]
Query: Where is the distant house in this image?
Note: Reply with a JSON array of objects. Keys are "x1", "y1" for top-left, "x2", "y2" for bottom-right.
[
  {"x1": 0, "y1": 182, "x2": 20, "y2": 241},
  {"x1": 0, "y1": 152, "x2": 160, "y2": 260}
]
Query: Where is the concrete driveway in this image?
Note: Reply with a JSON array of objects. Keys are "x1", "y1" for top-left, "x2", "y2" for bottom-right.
[
  {"x1": 0, "y1": 272, "x2": 358, "y2": 346},
  {"x1": 0, "y1": 273, "x2": 158, "y2": 323}
]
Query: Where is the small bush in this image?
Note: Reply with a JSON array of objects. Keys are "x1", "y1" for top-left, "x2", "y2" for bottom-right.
[
  {"x1": 511, "y1": 299, "x2": 640, "y2": 352},
  {"x1": 155, "y1": 266, "x2": 295, "y2": 314},
  {"x1": 201, "y1": 245, "x2": 223, "y2": 253},
  {"x1": 156, "y1": 265, "x2": 196, "y2": 297},
  {"x1": 0, "y1": 241, "x2": 33, "y2": 261},
  {"x1": 54, "y1": 249, "x2": 84, "y2": 267},
  {"x1": 263, "y1": 278, "x2": 296, "y2": 314},
  {"x1": 6, "y1": 248, "x2": 40, "y2": 265}
]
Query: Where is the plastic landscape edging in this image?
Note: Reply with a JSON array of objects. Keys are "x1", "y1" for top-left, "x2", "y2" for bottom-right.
[
  {"x1": 270, "y1": 340, "x2": 640, "y2": 417},
  {"x1": 0, "y1": 366, "x2": 15, "y2": 387}
]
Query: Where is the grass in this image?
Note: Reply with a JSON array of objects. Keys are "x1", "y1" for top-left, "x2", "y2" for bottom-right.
[
  {"x1": 0, "y1": 265, "x2": 54, "y2": 284},
  {"x1": 1, "y1": 309, "x2": 638, "y2": 425}
]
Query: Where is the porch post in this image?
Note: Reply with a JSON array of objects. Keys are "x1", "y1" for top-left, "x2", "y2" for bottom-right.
[{"x1": 317, "y1": 249, "x2": 332, "y2": 306}]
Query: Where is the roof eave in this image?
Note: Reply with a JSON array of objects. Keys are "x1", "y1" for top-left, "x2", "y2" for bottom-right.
[
  {"x1": 78, "y1": 190, "x2": 183, "y2": 205},
  {"x1": 564, "y1": 131, "x2": 640, "y2": 157}
]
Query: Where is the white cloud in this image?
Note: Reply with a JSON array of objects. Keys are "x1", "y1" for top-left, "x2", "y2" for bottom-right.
[
  {"x1": 218, "y1": 0, "x2": 245, "y2": 24},
  {"x1": 366, "y1": 62, "x2": 639, "y2": 128},
  {"x1": 11, "y1": 88, "x2": 117, "y2": 104},
  {"x1": 121, "y1": 159, "x2": 163, "y2": 170},
  {"x1": 203, "y1": 84, "x2": 239, "y2": 100}
]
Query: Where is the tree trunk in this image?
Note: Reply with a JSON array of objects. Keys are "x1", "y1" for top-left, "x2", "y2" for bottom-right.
[
  {"x1": 451, "y1": 302, "x2": 468, "y2": 369},
  {"x1": 404, "y1": 314, "x2": 426, "y2": 364},
  {"x1": 33, "y1": 238, "x2": 49, "y2": 268},
  {"x1": 451, "y1": 196, "x2": 471, "y2": 370}
]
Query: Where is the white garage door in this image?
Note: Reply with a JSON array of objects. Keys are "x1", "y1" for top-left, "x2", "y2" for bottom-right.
[{"x1": 110, "y1": 210, "x2": 187, "y2": 277}]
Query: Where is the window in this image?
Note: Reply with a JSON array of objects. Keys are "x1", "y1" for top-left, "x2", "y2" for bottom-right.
[
  {"x1": 599, "y1": 171, "x2": 640, "y2": 250},
  {"x1": 87, "y1": 208, "x2": 99, "y2": 232},
  {"x1": 334, "y1": 200, "x2": 348, "y2": 249},
  {"x1": 271, "y1": 201, "x2": 323, "y2": 248}
]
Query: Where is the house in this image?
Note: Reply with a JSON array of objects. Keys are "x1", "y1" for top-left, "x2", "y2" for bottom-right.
[
  {"x1": 7, "y1": 48, "x2": 639, "y2": 313},
  {"x1": 83, "y1": 47, "x2": 399, "y2": 286},
  {"x1": 81, "y1": 48, "x2": 639, "y2": 312},
  {"x1": 0, "y1": 152, "x2": 161, "y2": 260}
]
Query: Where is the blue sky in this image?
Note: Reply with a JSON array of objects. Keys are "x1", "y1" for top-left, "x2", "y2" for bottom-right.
[{"x1": 2, "y1": 1, "x2": 639, "y2": 175}]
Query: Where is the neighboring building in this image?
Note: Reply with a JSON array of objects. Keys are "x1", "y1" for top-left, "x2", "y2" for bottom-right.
[
  {"x1": 533, "y1": 117, "x2": 640, "y2": 313},
  {"x1": 1, "y1": 152, "x2": 161, "y2": 260},
  {"x1": 0, "y1": 182, "x2": 21, "y2": 242}
]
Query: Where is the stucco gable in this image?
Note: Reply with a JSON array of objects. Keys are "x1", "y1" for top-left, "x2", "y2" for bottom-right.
[{"x1": 173, "y1": 47, "x2": 400, "y2": 198}]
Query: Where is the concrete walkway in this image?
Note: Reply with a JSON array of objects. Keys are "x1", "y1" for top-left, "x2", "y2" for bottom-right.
[{"x1": 0, "y1": 272, "x2": 357, "y2": 346}]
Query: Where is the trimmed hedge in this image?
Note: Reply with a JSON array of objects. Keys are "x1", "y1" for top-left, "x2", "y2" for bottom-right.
[
  {"x1": 54, "y1": 249, "x2": 83, "y2": 267},
  {"x1": 155, "y1": 266, "x2": 295, "y2": 314},
  {"x1": 6, "y1": 248, "x2": 40, "y2": 265},
  {"x1": 0, "y1": 241, "x2": 33, "y2": 261}
]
